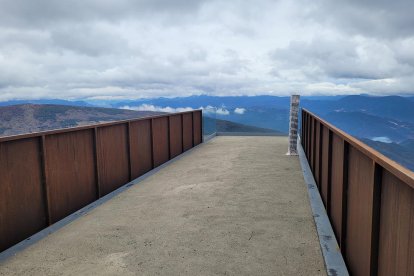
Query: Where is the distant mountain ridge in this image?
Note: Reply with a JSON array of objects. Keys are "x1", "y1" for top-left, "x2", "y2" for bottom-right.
[
  {"x1": 1, "y1": 94, "x2": 413, "y2": 172},
  {"x1": 0, "y1": 104, "x2": 161, "y2": 137},
  {"x1": 0, "y1": 99, "x2": 92, "y2": 107},
  {"x1": 0, "y1": 104, "x2": 278, "y2": 138}
]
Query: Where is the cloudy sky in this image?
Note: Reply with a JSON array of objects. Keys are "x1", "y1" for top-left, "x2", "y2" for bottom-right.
[{"x1": 0, "y1": 0, "x2": 413, "y2": 101}]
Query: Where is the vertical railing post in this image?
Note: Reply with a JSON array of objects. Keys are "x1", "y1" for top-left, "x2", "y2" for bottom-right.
[
  {"x1": 318, "y1": 122, "x2": 323, "y2": 188},
  {"x1": 93, "y1": 127, "x2": 101, "y2": 198},
  {"x1": 341, "y1": 141, "x2": 349, "y2": 254},
  {"x1": 127, "y1": 122, "x2": 132, "y2": 182},
  {"x1": 191, "y1": 112, "x2": 195, "y2": 147},
  {"x1": 167, "y1": 115, "x2": 171, "y2": 160},
  {"x1": 301, "y1": 109, "x2": 305, "y2": 147},
  {"x1": 151, "y1": 118, "x2": 155, "y2": 168},
  {"x1": 39, "y1": 135, "x2": 52, "y2": 225},
  {"x1": 307, "y1": 113, "x2": 311, "y2": 159},
  {"x1": 327, "y1": 129, "x2": 333, "y2": 215},
  {"x1": 200, "y1": 110, "x2": 204, "y2": 143},
  {"x1": 287, "y1": 95, "x2": 300, "y2": 155},
  {"x1": 370, "y1": 162, "x2": 382, "y2": 276},
  {"x1": 313, "y1": 117, "x2": 316, "y2": 168},
  {"x1": 181, "y1": 114, "x2": 184, "y2": 152}
]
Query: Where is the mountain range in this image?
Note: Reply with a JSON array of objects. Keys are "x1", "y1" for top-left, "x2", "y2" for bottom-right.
[
  {"x1": 0, "y1": 104, "x2": 275, "y2": 137},
  {"x1": 0, "y1": 94, "x2": 413, "y2": 171},
  {"x1": 0, "y1": 104, "x2": 160, "y2": 137}
]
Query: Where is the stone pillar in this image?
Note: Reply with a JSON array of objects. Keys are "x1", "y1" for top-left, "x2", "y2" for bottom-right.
[{"x1": 287, "y1": 95, "x2": 300, "y2": 156}]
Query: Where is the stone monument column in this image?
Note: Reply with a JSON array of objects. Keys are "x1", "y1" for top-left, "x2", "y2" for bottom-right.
[{"x1": 287, "y1": 95, "x2": 300, "y2": 155}]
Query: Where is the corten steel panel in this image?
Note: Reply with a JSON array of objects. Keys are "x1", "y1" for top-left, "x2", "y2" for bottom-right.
[
  {"x1": 306, "y1": 113, "x2": 310, "y2": 158},
  {"x1": 321, "y1": 126, "x2": 330, "y2": 209},
  {"x1": 313, "y1": 118, "x2": 317, "y2": 174},
  {"x1": 330, "y1": 134, "x2": 345, "y2": 245},
  {"x1": 301, "y1": 111, "x2": 305, "y2": 147},
  {"x1": 309, "y1": 116, "x2": 313, "y2": 167},
  {"x1": 193, "y1": 111, "x2": 202, "y2": 145},
  {"x1": 308, "y1": 116, "x2": 311, "y2": 165},
  {"x1": 304, "y1": 112, "x2": 308, "y2": 156},
  {"x1": 169, "y1": 115, "x2": 183, "y2": 159},
  {"x1": 378, "y1": 170, "x2": 414, "y2": 276},
  {"x1": 345, "y1": 146, "x2": 375, "y2": 276},
  {"x1": 97, "y1": 124, "x2": 130, "y2": 196},
  {"x1": 310, "y1": 117, "x2": 315, "y2": 171},
  {"x1": 305, "y1": 112, "x2": 308, "y2": 150},
  {"x1": 130, "y1": 119, "x2": 153, "y2": 179},
  {"x1": 45, "y1": 130, "x2": 97, "y2": 223},
  {"x1": 0, "y1": 138, "x2": 47, "y2": 252},
  {"x1": 182, "y1": 113, "x2": 193, "y2": 151},
  {"x1": 315, "y1": 121, "x2": 321, "y2": 187},
  {"x1": 152, "y1": 117, "x2": 169, "y2": 167}
]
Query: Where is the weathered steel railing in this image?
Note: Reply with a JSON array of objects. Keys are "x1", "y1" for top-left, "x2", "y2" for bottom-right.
[
  {"x1": 301, "y1": 109, "x2": 414, "y2": 276},
  {"x1": 0, "y1": 110, "x2": 202, "y2": 252}
]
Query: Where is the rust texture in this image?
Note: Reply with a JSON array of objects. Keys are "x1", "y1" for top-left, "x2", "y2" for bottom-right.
[
  {"x1": 314, "y1": 121, "x2": 321, "y2": 186},
  {"x1": 301, "y1": 109, "x2": 414, "y2": 276},
  {"x1": 97, "y1": 124, "x2": 130, "y2": 196},
  {"x1": 345, "y1": 146, "x2": 375, "y2": 276},
  {"x1": 152, "y1": 117, "x2": 170, "y2": 168},
  {"x1": 320, "y1": 126, "x2": 330, "y2": 210},
  {"x1": 129, "y1": 119, "x2": 153, "y2": 179},
  {"x1": 182, "y1": 113, "x2": 193, "y2": 151},
  {"x1": 378, "y1": 170, "x2": 414, "y2": 276},
  {"x1": 45, "y1": 130, "x2": 97, "y2": 223},
  {"x1": 169, "y1": 115, "x2": 183, "y2": 159},
  {"x1": 0, "y1": 138, "x2": 47, "y2": 252},
  {"x1": 330, "y1": 133, "x2": 345, "y2": 246},
  {"x1": 0, "y1": 110, "x2": 202, "y2": 252},
  {"x1": 193, "y1": 111, "x2": 202, "y2": 146}
]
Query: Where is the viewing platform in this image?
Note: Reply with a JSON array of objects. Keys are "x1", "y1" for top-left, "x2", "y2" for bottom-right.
[{"x1": 0, "y1": 136, "x2": 325, "y2": 275}]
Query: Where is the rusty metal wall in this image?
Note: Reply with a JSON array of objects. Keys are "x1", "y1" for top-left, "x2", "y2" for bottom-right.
[
  {"x1": 0, "y1": 111, "x2": 202, "y2": 253},
  {"x1": 129, "y1": 119, "x2": 153, "y2": 179},
  {"x1": 169, "y1": 115, "x2": 183, "y2": 159},
  {"x1": 97, "y1": 124, "x2": 130, "y2": 196},
  {"x1": 378, "y1": 170, "x2": 414, "y2": 275},
  {"x1": 330, "y1": 134, "x2": 345, "y2": 246},
  {"x1": 152, "y1": 117, "x2": 169, "y2": 167},
  {"x1": 182, "y1": 113, "x2": 193, "y2": 151},
  {"x1": 309, "y1": 117, "x2": 314, "y2": 171},
  {"x1": 0, "y1": 138, "x2": 47, "y2": 252},
  {"x1": 320, "y1": 125, "x2": 330, "y2": 210},
  {"x1": 314, "y1": 121, "x2": 321, "y2": 187},
  {"x1": 45, "y1": 130, "x2": 97, "y2": 223},
  {"x1": 193, "y1": 111, "x2": 202, "y2": 145},
  {"x1": 345, "y1": 145, "x2": 376, "y2": 276},
  {"x1": 301, "y1": 109, "x2": 414, "y2": 276}
]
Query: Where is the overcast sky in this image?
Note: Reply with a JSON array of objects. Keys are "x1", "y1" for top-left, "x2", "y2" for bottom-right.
[{"x1": 0, "y1": 0, "x2": 413, "y2": 100}]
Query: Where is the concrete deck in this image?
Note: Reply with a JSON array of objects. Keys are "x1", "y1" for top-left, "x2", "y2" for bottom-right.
[{"x1": 0, "y1": 136, "x2": 325, "y2": 276}]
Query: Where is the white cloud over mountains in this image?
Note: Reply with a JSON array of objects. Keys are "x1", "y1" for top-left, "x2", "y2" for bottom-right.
[
  {"x1": 0, "y1": 0, "x2": 413, "y2": 101},
  {"x1": 122, "y1": 104, "x2": 248, "y2": 116},
  {"x1": 121, "y1": 104, "x2": 193, "y2": 113},
  {"x1": 234, "y1": 108, "x2": 246, "y2": 114}
]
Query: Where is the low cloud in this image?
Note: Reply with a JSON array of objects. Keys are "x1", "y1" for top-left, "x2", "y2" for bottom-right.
[
  {"x1": 201, "y1": 105, "x2": 216, "y2": 114},
  {"x1": 121, "y1": 104, "x2": 193, "y2": 113},
  {"x1": 216, "y1": 107, "x2": 230, "y2": 115},
  {"x1": 234, "y1": 107, "x2": 246, "y2": 114},
  {"x1": 372, "y1": 136, "x2": 392, "y2": 143}
]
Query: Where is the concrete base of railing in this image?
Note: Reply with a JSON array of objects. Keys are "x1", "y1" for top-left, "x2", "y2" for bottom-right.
[{"x1": 297, "y1": 139, "x2": 349, "y2": 276}]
